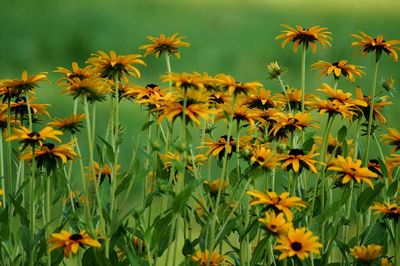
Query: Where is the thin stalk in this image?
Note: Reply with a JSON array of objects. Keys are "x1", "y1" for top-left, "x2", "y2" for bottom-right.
[
  {"x1": 6, "y1": 98, "x2": 12, "y2": 216},
  {"x1": 165, "y1": 53, "x2": 172, "y2": 89},
  {"x1": 364, "y1": 59, "x2": 380, "y2": 165},
  {"x1": 277, "y1": 76, "x2": 292, "y2": 114},
  {"x1": 209, "y1": 95, "x2": 237, "y2": 252},
  {"x1": 395, "y1": 220, "x2": 399, "y2": 266},
  {"x1": 25, "y1": 94, "x2": 33, "y2": 130},
  {"x1": 300, "y1": 44, "x2": 307, "y2": 144},
  {"x1": 29, "y1": 145, "x2": 36, "y2": 266},
  {"x1": 0, "y1": 134, "x2": 5, "y2": 208},
  {"x1": 46, "y1": 171, "x2": 51, "y2": 266}
]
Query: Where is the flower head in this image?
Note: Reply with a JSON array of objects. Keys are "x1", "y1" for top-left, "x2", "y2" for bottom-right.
[
  {"x1": 275, "y1": 227, "x2": 323, "y2": 260},
  {"x1": 250, "y1": 143, "x2": 278, "y2": 170},
  {"x1": 350, "y1": 244, "x2": 382, "y2": 262},
  {"x1": 2, "y1": 70, "x2": 47, "y2": 100},
  {"x1": 48, "y1": 114, "x2": 85, "y2": 134},
  {"x1": 352, "y1": 32, "x2": 400, "y2": 62},
  {"x1": 276, "y1": 25, "x2": 332, "y2": 53},
  {"x1": 191, "y1": 250, "x2": 229, "y2": 265},
  {"x1": 328, "y1": 156, "x2": 378, "y2": 188},
  {"x1": 140, "y1": 33, "x2": 190, "y2": 59},
  {"x1": 55, "y1": 62, "x2": 93, "y2": 85},
  {"x1": 7, "y1": 126, "x2": 63, "y2": 149},
  {"x1": 258, "y1": 211, "x2": 292, "y2": 235},
  {"x1": 381, "y1": 128, "x2": 400, "y2": 153},
  {"x1": 49, "y1": 230, "x2": 101, "y2": 257},
  {"x1": 87, "y1": 50, "x2": 145, "y2": 80},
  {"x1": 311, "y1": 60, "x2": 365, "y2": 83},
  {"x1": 247, "y1": 190, "x2": 306, "y2": 221},
  {"x1": 279, "y1": 145, "x2": 323, "y2": 174},
  {"x1": 204, "y1": 179, "x2": 229, "y2": 197},
  {"x1": 201, "y1": 135, "x2": 236, "y2": 161},
  {"x1": 371, "y1": 202, "x2": 400, "y2": 220},
  {"x1": 267, "y1": 61, "x2": 286, "y2": 80}
]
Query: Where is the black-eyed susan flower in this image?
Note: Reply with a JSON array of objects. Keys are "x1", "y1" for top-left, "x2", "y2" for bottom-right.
[
  {"x1": 204, "y1": 179, "x2": 228, "y2": 197},
  {"x1": 217, "y1": 74, "x2": 262, "y2": 96},
  {"x1": 242, "y1": 88, "x2": 281, "y2": 110},
  {"x1": 89, "y1": 161, "x2": 122, "y2": 184},
  {"x1": 139, "y1": 33, "x2": 190, "y2": 59},
  {"x1": 157, "y1": 100, "x2": 213, "y2": 126},
  {"x1": 275, "y1": 25, "x2": 332, "y2": 53},
  {"x1": 309, "y1": 98, "x2": 356, "y2": 119},
  {"x1": 20, "y1": 142, "x2": 77, "y2": 170},
  {"x1": 250, "y1": 143, "x2": 278, "y2": 170},
  {"x1": 368, "y1": 159, "x2": 383, "y2": 178},
  {"x1": 275, "y1": 87, "x2": 312, "y2": 112},
  {"x1": 191, "y1": 250, "x2": 229, "y2": 265},
  {"x1": 1, "y1": 96, "x2": 50, "y2": 121},
  {"x1": 247, "y1": 190, "x2": 306, "y2": 221},
  {"x1": 328, "y1": 156, "x2": 378, "y2": 188},
  {"x1": 270, "y1": 112, "x2": 319, "y2": 139},
  {"x1": 61, "y1": 76, "x2": 111, "y2": 103},
  {"x1": 381, "y1": 257, "x2": 394, "y2": 266},
  {"x1": 350, "y1": 244, "x2": 382, "y2": 263},
  {"x1": 258, "y1": 211, "x2": 292, "y2": 235},
  {"x1": 311, "y1": 60, "x2": 365, "y2": 83},
  {"x1": 3, "y1": 70, "x2": 47, "y2": 98},
  {"x1": 49, "y1": 230, "x2": 101, "y2": 258},
  {"x1": 55, "y1": 62, "x2": 93, "y2": 85},
  {"x1": 371, "y1": 202, "x2": 400, "y2": 219},
  {"x1": 318, "y1": 83, "x2": 367, "y2": 107},
  {"x1": 275, "y1": 227, "x2": 323, "y2": 260},
  {"x1": 48, "y1": 114, "x2": 85, "y2": 134},
  {"x1": 201, "y1": 135, "x2": 236, "y2": 161},
  {"x1": 217, "y1": 103, "x2": 264, "y2": 129},
  {"x1": 352, "y1": 32, "x2": 400, "y2": 62},
  {"x1": 354, "y1": 87, "x2": 392, "y2": 124},
  {"x1": 161, "y1": 72, "x2": 204, "y2": 90},
  {"x1": 122, "y1": 83, "x2": 162, "y2": 101},
  {"x1": 86, "y1": 50, "x2": 145, "y2": 81},
  {"x1": 279, "y1": 145, "x2": 323, "y2": 174},
  {"x1": 7, "y1": 126, "x2": 62, "y2": 149},
  {"x1": 315, "y1": 135, "x2": 353, "y2": 160},
  {"x1": 382, "y1": 128, "x2": 400, "y2": 153}
]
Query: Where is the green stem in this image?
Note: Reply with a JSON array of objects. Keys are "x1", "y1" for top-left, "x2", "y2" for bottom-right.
[
  {"x1": 25, "y1": 94, "x2": 33, "y2": 130},
  {"x1": 300, "y1": 44, "x2": 307, "y2": 144},
  {"x1": 0, "y1": 133, "x2": 5, "y2": 208},
  {"x1": 165, "y1": 53, "x2": 172, "y2": 89},
  {"x1": 209, "y1": 95, "x2": 237, "y2": 252},
  {"x1": 46, "y1": 171, "x2": 51, "y2": 266},
  {"x1": 395, "y1": 220, "x2": 399, "y2": 266},
  {"x1": 277, "y1": 76, "x2": 292, "y2": 114},
  {"x1": 29, "y1": 145, "x2": 36, "y2": 266},
  {"x1": 364, "y1": 59, "x2": 380, "y2": 166}
]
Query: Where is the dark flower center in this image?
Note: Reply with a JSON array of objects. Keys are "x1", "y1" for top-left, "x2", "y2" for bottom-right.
[
  {"x1": 146, "y1": 84, "x2": 158, "y2": 89},
  {"x1": 291, "y1": 241, "x2": 303, "y2": 251},
  {"x1": 257, "y1": 156, "x2": 265, "y2": 162},
  {"x1": 69, "y1": 234, "x2": 83, "y2": 241},
  {"x1": 332, "y1": 61, "x2": 340, "y2": 67},
  {"x1": 289, "y1": 149, "x2": 305, "y2": 156},
  {"x1": 270, "y1": 224, "x2": 277, "y2": 229},
  {"x1": 43, "y1": 143, "x2": 55, "y2": 150},
  {"x1": 390, "y1": 207, "x2": 397, "y2": 212},
  {"x1": 28, "y1": 132, "x2": 40, "y2": 138}
]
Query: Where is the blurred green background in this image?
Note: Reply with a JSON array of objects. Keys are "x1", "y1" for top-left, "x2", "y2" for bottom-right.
[{"x1": 1, "y1": 0, "x2": 399, "y2": 163}]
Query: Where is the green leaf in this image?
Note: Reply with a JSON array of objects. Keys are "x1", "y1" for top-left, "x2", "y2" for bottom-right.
[
  {"x1": 337, "y1": 126, "x2": 347, "y2": 143},
  {"x1": 98, "y1": 135, "x2": 115, "y2": 163},
  {"x1": 172, "y1": 178, "x2": 204, "y2": 214},
  {"x1": 215, "y1": 217, "x2": 238, "y2": 247},
  {"x1": 82, "y1": 248, "x2": 112, "y2": 266},
  {"x1": 356, "y1": 183, "x2": 384, "y2": 213},
  {"x1": 9, "y1": 194, "x2": 29, "y2": 226},
  {"x1": 315, "y1": 188, "x2": 350, "y2": 224},
  {"x1": 302, "y1": 137, "x2": 315, "y2": 153},
  {"x1": 152, "y1": 212, "x2": 175, "y2": 257},
  {"x1": 377, "y1": 157, "x2": 388, "y2": 179},
  {"x1": 250, "y1": 236, "x2": 269, "y2": 266},
  {"x1": 142, "y1": 120, "x2": 154, "y2": 131},
  {"x1": 387, "y1": 180, "x2": 399, "y2": 198},
  {"x1": 182, "y1": 239, "x2": 194, "y2": 256},
  {"x1": 362, "y1": 222, "x2": 387, "y2": 245}
]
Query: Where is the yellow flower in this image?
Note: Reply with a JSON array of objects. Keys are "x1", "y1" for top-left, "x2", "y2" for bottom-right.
[
  {"x1": 275, "y1": 227, "x2": 323, "y2": 260},
  {"x1": 350, "y1": 244, "x2": 382, "y2": 262},
  {"x1": 311, "y1": 60, "x2": 365, "y2": 83},
  {"x1": 55, "y1": 62, "x2": 93, "y2": 85},
  {"x1": 3, "y1": 70, "x2": 48, "y2": 95},
  {"x1": 86, "y1": 50, "x2": 145, "y2": 80},
  {"x1": 382, "y1": 128, "x2": 400, "y2": 153},
  {"x1": 161, "y1": 72, "x2": 204, "y2": 90},
  {"x1": 355, "y1": 86, "x2": 392, "y2": 124},
  {"x1": 48, "y1": 114, "x2": 86, "y2": 134},
  {"x1": 217, "y1": 74, "x2": 262, "y2": 96},
  {"x1": 381, "y1": 257, "x2": 394, "y2": 266},
  {"x1": 279, "y1": 145, "x2": 323, "y2": 174},
  {"x1": 7, "y1": 126, "x2": 63, "y2": 149},
  {"x1": 61, "y1": 76, "x2": 111, "y2": 103},
  {"x1": 201, "y1": 135, "x2": 236, "y2": 161},
  {"x1": 250, "y1": 143, "x2": 278, "y2": 170},
  {"x1": 20, "y1": 142, "x2": 77, "y2": 169},
  {"x1": 191, "y1": 250, "x2": 229, "y2": 265},
  {"x1": 258, "y1": 211, "x2": 292, "y2": 235},
  {"x1": 352, "y1": 32, "x2": 400, "y2": 62},
  {"x1": 242, "y1": 88, "x2": 281, "y2": 110},
  {"x1": 139, "y1": 33, "x2": 190, "y2": 59},
  {"x1": 275, "y1": 24, "x2": 332, "y2": 53},
  {"x1": 371, "y1": 202, "x2": 400, "y2": 219},
  {"x1": 88, "y1": 161, "x2": 122, "y2": 184},
  {"x1": 247, "y1": 190, "x2": 306, "y2": 221},
  {"x1": 328, "y1": 156, "x2": 378, "y2": 188},
  {"x1": 49, "y1": 230, "x2": 101, "y2": 258},
  {"x1": 204, "y1": 179, "x2": 229, "y2": 196},
  {"x1": 269, "y1": 112, "x2": 319, "y2": 140}
]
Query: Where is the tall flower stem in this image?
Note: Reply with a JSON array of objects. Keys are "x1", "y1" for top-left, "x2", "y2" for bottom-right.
[
  {"x1": 0, "y1": 134, "x2": 5, "y2": 208},
  {"x1": 363, "y1": 59, "x2": 380, "y2": 166},
  {"x1": 301, "y1": 44, "x2": 307, "y2": 114},
  {"x1": 83, "y1": 96, "x2": 105, "y2": 250},
  {"x1": 395, "y1": 220, "x2": 399, "y2": 266},
  {"x1": 28, "y1": 145, "x2": 36, "y2": 266},
  {"x1": 277, "y1": 76, "x2": 292, "y2": 114},
  {"x1": 45, "y1": 171, "x2": 52, "y2": 266},
  {"x1": 209, "y1": 94, "x2": 237, "y2": 253},
  {"x1": 165, "y1": 54, "x2": 172, "y2": 89}
]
